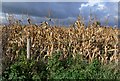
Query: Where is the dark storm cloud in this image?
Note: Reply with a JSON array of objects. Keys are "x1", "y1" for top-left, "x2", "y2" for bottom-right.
[
  {"x1": 1, "y1": 2, "x2": 118, "y2": 27},
  {"x1": 2, "y1": 2, "x2": 82, "y2": 19}
]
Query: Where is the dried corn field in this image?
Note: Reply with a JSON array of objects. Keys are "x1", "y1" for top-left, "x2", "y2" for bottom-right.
[{"x1": 1, "y1": 20, "x2": 120, "y2": 65}]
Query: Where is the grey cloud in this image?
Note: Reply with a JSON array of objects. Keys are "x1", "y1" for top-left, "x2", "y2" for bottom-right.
[
  {"x1": 2, "y1": 2, "x2": 82, "y2": 19},
  {"x1": 2, "y1": 2, "x2": 119, "y2": 27}
]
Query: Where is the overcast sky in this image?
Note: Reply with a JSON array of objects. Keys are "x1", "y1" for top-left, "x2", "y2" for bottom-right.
[{"x1": 1, "y1": 0, "x2": 119, "y2": 27}]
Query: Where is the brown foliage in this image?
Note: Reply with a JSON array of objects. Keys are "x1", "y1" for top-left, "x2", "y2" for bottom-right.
[{"x1": 1, "y1": 19, "x2": 120, "y2": 65}]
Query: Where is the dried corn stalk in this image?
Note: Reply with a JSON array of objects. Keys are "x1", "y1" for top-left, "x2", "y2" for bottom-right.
[{"x1": 2, "y1": 18, "x2": 120, "y2": 65}]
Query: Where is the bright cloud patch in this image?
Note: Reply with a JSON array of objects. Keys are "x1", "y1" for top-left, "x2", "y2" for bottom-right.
[
  {"x1": 79, "y1": 1, "x2": 118, "y2": 26},
  {"x1": 97, "y1": 4, "x2": 106, "y2": 10}
]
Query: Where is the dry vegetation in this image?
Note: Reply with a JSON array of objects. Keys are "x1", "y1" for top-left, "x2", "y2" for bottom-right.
[{"x1": 1, "y1": 16, "x2": 120, "y2": 66}]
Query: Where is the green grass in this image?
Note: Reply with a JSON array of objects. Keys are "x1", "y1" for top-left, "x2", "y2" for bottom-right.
[{"x1": 2, "y1": 50, "x2": 120, "y2": 80}]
